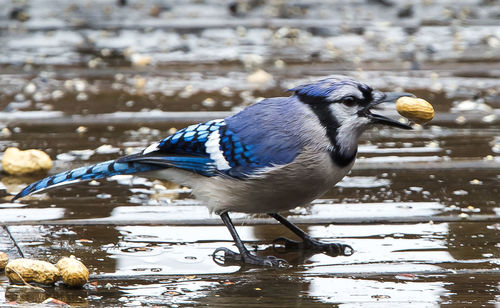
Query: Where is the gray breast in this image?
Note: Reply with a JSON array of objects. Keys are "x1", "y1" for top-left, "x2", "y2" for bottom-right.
[{"x1": 193, "y1": 148, "x2": 355, "y2": 214}]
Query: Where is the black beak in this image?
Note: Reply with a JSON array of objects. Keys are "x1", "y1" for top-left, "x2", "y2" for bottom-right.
[{"x1": 362, "y1": 91, "x2": 415, "y2": 129}]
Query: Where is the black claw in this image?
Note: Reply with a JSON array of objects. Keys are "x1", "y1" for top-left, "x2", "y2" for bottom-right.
[
  {"x1": 213, "y1": 247, "x2": 237, "y2": 266},
  {"x1": 273, "y1": 236, "x2": 302, "y2": 250},
  {"x1": 212, "y1": 247, "x2": 288, "y2": 267},
  {"x1": 268, "y1": 213, "x2": 354, "y2": 258},
  {"x1": 341, "y1": 244, "x2": 354, "y2": 256},
  {"x1": 213, "y1": 247, "x2": 242, "y2": 261},
  {"x1": 273, "y1": 236, "x2": 354, "y2": 257}
]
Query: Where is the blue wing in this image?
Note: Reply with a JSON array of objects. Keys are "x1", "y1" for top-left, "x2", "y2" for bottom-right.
[
  {"x1": 118, "y1": 120, "x2": 222, "y2": 176},
  {"x1": 222, "y1": 97, "x2": 304, "y2": 175},
  {"x1": 118, "y1": 119, "x2": 264, "y2": 178},
  {"x1": 119, "y1": 107, "x2": 302, "y2": 178}
]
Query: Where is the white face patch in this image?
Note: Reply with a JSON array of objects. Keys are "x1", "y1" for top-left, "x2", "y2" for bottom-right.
[
  {"x1": 328, "y1": 102, "x2": 371, "y2": 158},
  {"x1": 328, "y1": 103, "x2": 360, "y2": 123},
  {"x1": 335, "y1": 112, "x2": 371, "y2": 159},
  {"x1": 205, "y1": 129, "x2": 231, "y2": 170}
]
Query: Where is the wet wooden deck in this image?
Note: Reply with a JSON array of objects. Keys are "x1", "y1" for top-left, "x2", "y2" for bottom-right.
[
  {"x1": 1, "y1": 200, "x2": 499, "y2": 306},
  {"x1": 1, "y1": 0, "x2": 500, "y2": 306}
]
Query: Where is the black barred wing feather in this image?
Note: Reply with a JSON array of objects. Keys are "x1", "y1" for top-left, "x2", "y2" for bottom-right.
[{"x1": 119, "y1": 119, "x2": 278, "y2": 178}]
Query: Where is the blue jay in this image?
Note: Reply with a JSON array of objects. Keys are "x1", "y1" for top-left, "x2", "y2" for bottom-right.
[{"x1": 12, "y1": 76, "x2": 413, "y2": 267}]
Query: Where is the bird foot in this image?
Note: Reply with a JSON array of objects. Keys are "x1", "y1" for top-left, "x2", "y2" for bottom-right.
[
  {"x1": 273, "y1": 236, "x2": 354, "y2": 256},
  {"x1": 212, "y1": 247, "x2": 288, "y2": 267}
]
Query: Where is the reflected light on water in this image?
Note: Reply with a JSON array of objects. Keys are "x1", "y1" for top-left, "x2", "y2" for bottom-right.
[{"x1": 307, "y1": 277, "x2": 447, "y2": 306}]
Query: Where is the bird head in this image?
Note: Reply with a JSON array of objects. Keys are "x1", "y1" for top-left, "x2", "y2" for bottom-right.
[{"x1": 290, "y1": 76, "x2": 414, "y2": 132}]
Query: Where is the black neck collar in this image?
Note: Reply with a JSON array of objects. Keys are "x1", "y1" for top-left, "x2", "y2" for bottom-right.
[{"x1": 299, "y1": 95, "x2": 357, "y2": 167}]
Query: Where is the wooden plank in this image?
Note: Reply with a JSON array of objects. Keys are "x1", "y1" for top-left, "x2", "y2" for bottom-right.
[
  {"x1": 88, "y1": 268, "x2": 500, "y2": 281},
  {"x1": 1, "y1": 215, "x2": 498, "y2": 226}
]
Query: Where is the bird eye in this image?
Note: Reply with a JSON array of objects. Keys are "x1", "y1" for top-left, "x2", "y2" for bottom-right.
[{"x1": 343, "y1": 96, "x2": 356, "y2": 106}]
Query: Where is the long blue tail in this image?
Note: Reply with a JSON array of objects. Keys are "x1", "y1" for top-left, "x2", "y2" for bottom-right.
[{"x1": 12, "y1": 160, "x2": 161, "y2": 201}]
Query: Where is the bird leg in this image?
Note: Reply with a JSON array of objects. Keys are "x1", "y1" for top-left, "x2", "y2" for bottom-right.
[
  {"x1": 213, "y1": 212, "x2": 288, "y2": 267},
  {"x1": 269, "y1": 213, "x2": 354, "y2": 256}
]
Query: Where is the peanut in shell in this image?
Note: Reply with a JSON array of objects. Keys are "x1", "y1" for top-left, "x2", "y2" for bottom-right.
[
  {"x1": 56, "y1": 256, "x2": 89, "y2": 287},
  {"x1": 0, "y1": 252, "x2": 8, "y2": 270},
  {"x1": 5, "y1": 258, "x2": 60, "y2": 285},
  {"x1": 396, "y1": 97, "x2": 434, "y2": 124},
  {"x1": 1, "y1": 147, "x2": 52, "y2": 175}
]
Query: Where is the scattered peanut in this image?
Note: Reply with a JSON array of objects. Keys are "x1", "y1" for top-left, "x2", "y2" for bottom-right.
[
  {"x1": 0, "y1": 252, "x2": 8, "y2": 270},
  {"x1": 56, "y1": 256, "x2": 89, "y2": 287},
  {"x1": 1, "y1": 147, "x2": 52, "y2": 175},
  {"x1": 5, "y1": 259, "x2": 60, "y2": 285}
]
